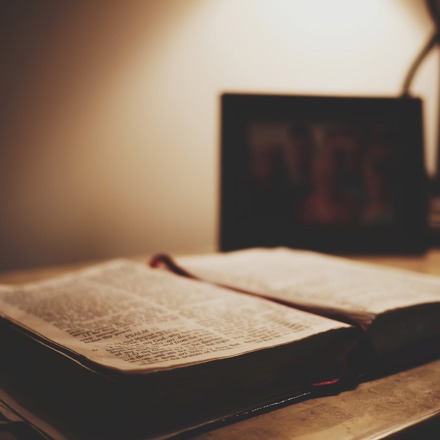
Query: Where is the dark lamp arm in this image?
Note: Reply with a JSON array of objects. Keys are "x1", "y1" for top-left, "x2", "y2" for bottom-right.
[{"x1": 401, "y1": 31, "x2": 439, "y2": 97}]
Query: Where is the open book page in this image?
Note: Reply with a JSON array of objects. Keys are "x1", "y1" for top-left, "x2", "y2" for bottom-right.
[
  {"x1": 0, "y1": 260, "x2": 348, "y2": 373},
  {"x1": 171, "y1": 248, "x2": 440, "y2": 317}
]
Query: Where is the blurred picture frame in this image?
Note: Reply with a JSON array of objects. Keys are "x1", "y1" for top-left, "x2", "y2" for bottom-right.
[{"x1": 220, "y1": 93, "x2": 428, "y2": 253}]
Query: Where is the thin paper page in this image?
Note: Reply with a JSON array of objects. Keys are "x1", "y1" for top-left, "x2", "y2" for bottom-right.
[
  {"x1": 175, "y1": 248, "x2": 440, "y2": 315},
  {"x1": 0, "y1": 260, "x2": 345, "y2": 373}
]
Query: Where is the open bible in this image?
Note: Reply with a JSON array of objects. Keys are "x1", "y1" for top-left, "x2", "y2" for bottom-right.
[
  {"x1": 0, "y1": 259, "x2": 359, "y2": 440},
  {"x1": 152, "y1": 248, "x2": 440, "y2": 374}
]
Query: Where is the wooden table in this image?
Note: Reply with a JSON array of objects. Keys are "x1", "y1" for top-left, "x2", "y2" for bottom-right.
[
  {"x1": 194, "y1": 359, "x2": 440, "y2": 440},
  {"x1": 1, "y1": 251, "x2": 440, "y2": 439}
]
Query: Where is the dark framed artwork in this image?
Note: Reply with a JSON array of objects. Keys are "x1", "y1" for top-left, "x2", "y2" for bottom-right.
[{"x1": 220, "y1": 93, "x2": 428, "y2": 253}]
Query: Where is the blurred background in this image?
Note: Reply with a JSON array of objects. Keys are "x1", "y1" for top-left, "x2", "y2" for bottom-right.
[{"x1": 0, "y1": 0, "x2": 438, "y2": 271}]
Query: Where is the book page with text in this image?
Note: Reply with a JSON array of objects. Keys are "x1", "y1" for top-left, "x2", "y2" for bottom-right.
[
  {"x1": 174, "y1": 248, "x2": 440, "y2": 317},
  {"x1": 0, "y1": 260, "x2": 348, "y2": 373}
]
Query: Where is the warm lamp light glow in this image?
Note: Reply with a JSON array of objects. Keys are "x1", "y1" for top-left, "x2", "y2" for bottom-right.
[
  {"x1": 250, "y1": 0, "x2": 393, "y2": 54},
  {"x1": 0, "y1": 0, "x2": 436, "y2": 270}
]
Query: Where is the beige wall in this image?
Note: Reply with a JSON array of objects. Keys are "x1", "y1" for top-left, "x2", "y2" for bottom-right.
[{"x1": 0, "y1": 0, "x2": 437, "y2": 270}]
